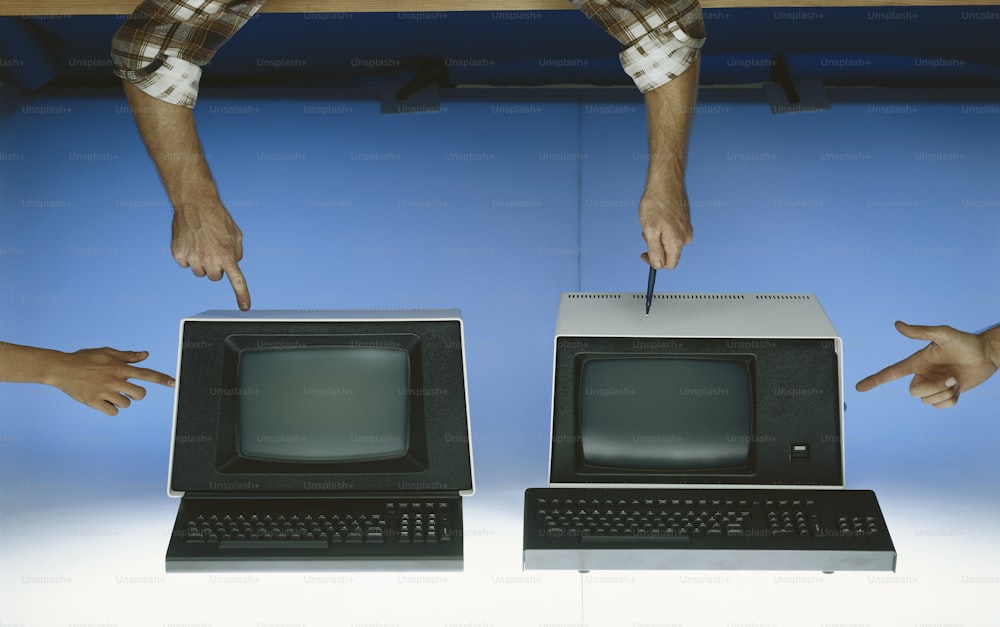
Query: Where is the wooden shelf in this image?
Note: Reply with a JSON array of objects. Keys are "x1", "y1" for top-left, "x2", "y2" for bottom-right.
[{"x1": 5, "y1": 0, "x2": 998, "y2": 17}]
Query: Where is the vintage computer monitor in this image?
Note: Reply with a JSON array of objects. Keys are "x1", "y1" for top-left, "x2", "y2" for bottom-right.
[
  {"x1": 549, "y1": 293, "x2": 844, "y2": 487},
  {"x1": 523, "y1": 293, "x2": 896, "y2": 571},
  {"x1": 165, "y1": 309, "x2": 474, "y2": 572}
]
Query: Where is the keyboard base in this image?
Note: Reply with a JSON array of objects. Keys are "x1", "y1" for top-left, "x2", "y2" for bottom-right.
[
  {"x1": 524, "y1": 547, "x2": 896, "y2": 572},
  {"x1": 165, "y1": 494, "x2": 464, "y2": 573},
  {"x1": 523, "y1": 487, "x2": 896, "y2": 573},
  {"x1": 165, "y1": 556, "x2": 462, "y2": 573}
]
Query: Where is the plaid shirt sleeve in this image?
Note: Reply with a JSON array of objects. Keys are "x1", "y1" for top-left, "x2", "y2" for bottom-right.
[
  {"x1": 572, "y1": 0, "x2": 706, "y2": 93},
  {"x1": 112, "y1": 0, "x2": 266, "y2": 108}
]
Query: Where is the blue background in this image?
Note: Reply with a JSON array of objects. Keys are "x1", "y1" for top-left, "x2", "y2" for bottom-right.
[{"x1": 1, "y1": 84, "x2": 999, "y2": 626}]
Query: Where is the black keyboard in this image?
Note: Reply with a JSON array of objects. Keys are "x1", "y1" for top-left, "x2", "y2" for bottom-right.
[
  {"x1": 523, "y1": 487, "x2": 896, "y2": 572},
  {"x1": 166, "y1": 495, "x2": 462, "y2": 572}
]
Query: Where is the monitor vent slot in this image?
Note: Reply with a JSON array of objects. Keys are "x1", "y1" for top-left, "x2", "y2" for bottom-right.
[
  {"x1": 630, "y1": 294, "x2": 745, "y2": 301},
  {"x1": 754, "y1": 294, "x2": 812, "y2": 301},
  {"x1": 569, "y1": 293, "x2": 623, "y2": 300}
]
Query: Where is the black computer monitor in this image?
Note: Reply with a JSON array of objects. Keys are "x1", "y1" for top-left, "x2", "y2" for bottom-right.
[
  {"x1": 548, "y1": 294, "x2": 844, "y2": 487},
  {"x1": 169, "y1": 311, "x2": 473, "y2": 496}
]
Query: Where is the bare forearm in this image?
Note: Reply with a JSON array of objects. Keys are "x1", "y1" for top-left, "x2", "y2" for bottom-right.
[
  {"x1": 643, "y1": 56, "x2": 700, "y2": 195},
  {"x1": 0, "y1": 342, "x2": 65, "y2": 386},
  {"x1": 122, "y1": 80, "x2": 221, "y2": 211},
  {"x1": 123, "y1": 80, "x2": 250, "y2": 308},
  {"x1": 638, "y1": 58, "x2": 700, "y2": 269},
  {"x1": 981, "y1": 325, "x2": 1000, "y2": 369}
]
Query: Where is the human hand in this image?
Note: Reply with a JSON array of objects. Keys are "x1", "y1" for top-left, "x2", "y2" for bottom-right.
[
  {"x1": 638, "y1": 189, "x2": 692, "y2": 270},
  {"x1": 50, "y1": 348, "x2": 175, "y2": 416},
  {"x1": 172, "y1": 204, "x2": 251, "y2": 310},
  {"x1": 855, "y1": 321, "x2": 999, "y2": 408}
]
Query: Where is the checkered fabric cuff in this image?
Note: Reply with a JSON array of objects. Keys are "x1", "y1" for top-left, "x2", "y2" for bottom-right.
[
  {"x1": 621, "y1": 18, "x2": 705, "y2": 93},
  {"x1": 572, "y1": 0, "x2": 706, "y2": 93},
  {"x1": 112, "y1": 0, "x2": 265, "y2": 108},
  {"x1": 116, "y1": 55, "x2": 204, "y2": 108}
]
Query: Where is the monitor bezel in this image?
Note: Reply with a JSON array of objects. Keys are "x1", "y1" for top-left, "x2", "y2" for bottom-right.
[
  {"x1": 169, "y1": 313, "x2": 474, "y2": 497},
  {"x1": 548, "y1": 335, "x2": 845, "y2": 488}
]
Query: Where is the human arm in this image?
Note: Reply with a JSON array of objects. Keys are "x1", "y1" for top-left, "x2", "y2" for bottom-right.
[
  {"x1": 855, "y1": 321, "x2": 1000, "y2": 408},
  {"x1": 572, "y1": 0, "x2": 705, "y2": 270},
  {"x1": 0, "y1": 342, "x2": 175, "y2": 416},
  {"x1": 112, "y1": 0, "x2": 264, "y2": 310},
  {"x1": 638, "y1": 56, "x2": 699, "y2": 270},
  {"x1": 122, "y1": 81, "x2": 250, "y2": 310}
]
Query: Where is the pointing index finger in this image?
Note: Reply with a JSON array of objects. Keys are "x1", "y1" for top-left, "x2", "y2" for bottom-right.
[
  {"x1": 855, "y1": 352, "x2": 918, "y2": 392},
  {"x1": 224, "y1": 260, "x2": 251, "y2": 311},
  {"x1": 126, "y1": 365, "x2": 176, "y2": 388}
]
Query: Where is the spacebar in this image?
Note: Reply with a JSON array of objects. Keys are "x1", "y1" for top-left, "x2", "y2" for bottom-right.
[
  {"x1": 580, "y1": 534, "x2": 690, "y2": 544},
  {"x1": 218, "y1": 539, "x2": 329, "y2": 549}
]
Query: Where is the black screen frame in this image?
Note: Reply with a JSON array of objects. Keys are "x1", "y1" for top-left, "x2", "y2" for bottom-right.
[
  {"x1": 549, "y1": 336, "x2": 843, "y2": 487},
  {"x1": 171, "y1": 318, "x2": 472, "y2": 495}
]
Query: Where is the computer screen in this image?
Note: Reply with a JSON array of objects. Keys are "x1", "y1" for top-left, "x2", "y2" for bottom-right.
[
  {"x1": 548, "y1": 293, "x2": 845, "y2": 488},
  {"x1": 169, "y1": 311, "x2": 474, "y2": 496},
  {"x1": 578, "y1": 356, "x2": 753, "y2": 470},
  {"x1": 237, "y1": 347, "x2": 410, "y2": 463}
]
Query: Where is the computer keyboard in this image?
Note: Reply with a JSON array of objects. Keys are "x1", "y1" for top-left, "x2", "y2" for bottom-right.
[
  {"x1": 523, "y1": 487, "x2": 896, "y2": 572},
  {"x1": 166, "y1": 496, "x2": 462, "y2": 572}
]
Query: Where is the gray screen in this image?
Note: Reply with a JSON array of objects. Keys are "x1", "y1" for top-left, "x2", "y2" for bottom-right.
[
  {"x1": 238, "y1": 347, "x2": 409, "y2": 462},
  {"x1": 579, "y1": 358, "x2": 752, "y2": 469}
]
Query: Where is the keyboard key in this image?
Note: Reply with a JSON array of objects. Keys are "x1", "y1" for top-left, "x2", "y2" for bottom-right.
[
  {"x1": 219, "y1": 539, "x2": 329, "y2": 549},
  {"x1": 581, "y1": 534, "x2": 690, "y2": 544}
]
